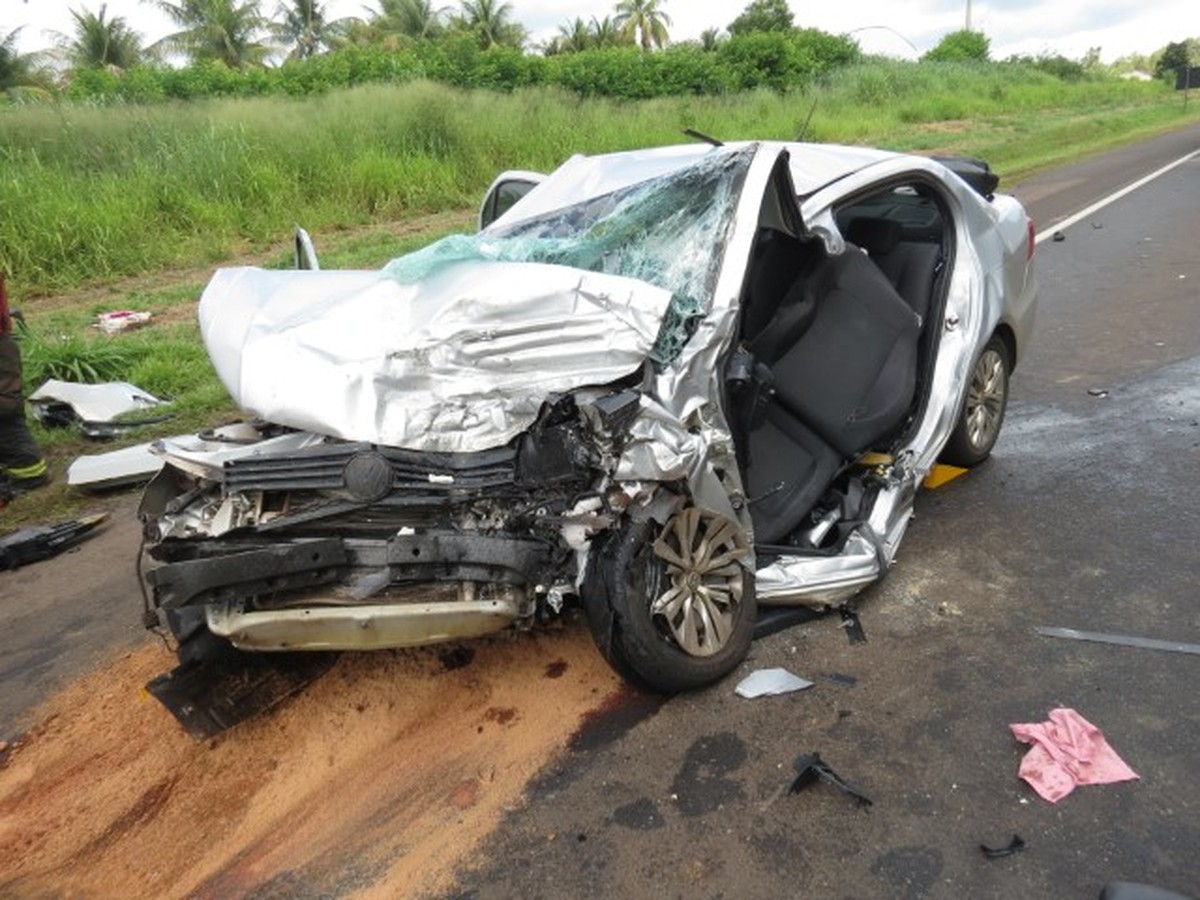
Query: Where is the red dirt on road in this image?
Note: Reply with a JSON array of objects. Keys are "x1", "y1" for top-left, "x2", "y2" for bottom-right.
[{"x1": 0, "y1": 625, "x2": 620, "y2": 898}]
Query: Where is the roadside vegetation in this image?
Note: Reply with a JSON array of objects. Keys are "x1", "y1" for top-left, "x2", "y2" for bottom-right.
[
  {"x1": 0, "y1": 0, "x2": 1197, "y2": 522},
  {"x1": 2, "y1": 68, "x2": 1194, "y2": 295}
]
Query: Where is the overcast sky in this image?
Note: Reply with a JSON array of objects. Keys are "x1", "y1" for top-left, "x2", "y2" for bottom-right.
[{"x1": 4, "y1": 0, "x2": 1190, "y2": 63}]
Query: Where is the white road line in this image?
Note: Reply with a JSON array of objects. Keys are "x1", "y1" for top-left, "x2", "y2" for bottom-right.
[{"x1": 1033, "y1": 147, "x2": 1200, "y2": 245}]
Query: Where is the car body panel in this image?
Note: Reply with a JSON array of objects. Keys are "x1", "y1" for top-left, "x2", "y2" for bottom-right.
[{"x1": 141, "y1": 139, "x2": 1037, "y2": 723}]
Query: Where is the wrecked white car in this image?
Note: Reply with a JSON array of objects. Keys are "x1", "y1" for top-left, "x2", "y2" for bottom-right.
[{"x1": 140, "y1": 140, "x2": 1036, "y2": 735}]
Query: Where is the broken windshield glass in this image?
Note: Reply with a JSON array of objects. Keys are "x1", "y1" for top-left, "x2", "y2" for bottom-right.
[{"x1": 383, "y1": 146, "x2": 754, "y2": 364}]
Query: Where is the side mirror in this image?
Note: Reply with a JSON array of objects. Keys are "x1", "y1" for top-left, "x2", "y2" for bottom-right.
[
  {"x1": 294, "y1": 226, "x2": 320, "y2": 270},
  {"x1": 478, "y1": 171, "x2": 545, "y2": 230}
]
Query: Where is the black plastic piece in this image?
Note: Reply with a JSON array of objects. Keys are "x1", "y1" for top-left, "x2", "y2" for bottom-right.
[
  {"x1": 790, "y1": 752, "x2": 872, "y2": 806},
  {"x1": 980, "y1": 834, "x2": 1027, "y2": 858},
  {"x1": 0, "y1": 516, "x2": 105, "y2": 570},
  {"x1": 146, "y1": 538, "x2": 349, "y2": 609},
  {"x1": 930, "y1": 155, "x2": 1000, "y2": 199},
  {"x1": 146, "y1": 649, "x2": 337, "y2": 739},
  {"x1": 839, "y1": 606, "x2": 868, "y2": 644}
]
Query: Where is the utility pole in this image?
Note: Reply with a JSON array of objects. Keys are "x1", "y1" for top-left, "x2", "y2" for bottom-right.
[{"x1": 966, "y1": 0, "x2": 973, "y2": 31}]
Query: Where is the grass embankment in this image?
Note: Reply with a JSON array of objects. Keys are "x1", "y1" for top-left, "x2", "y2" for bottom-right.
[{"x1": 0, "y1": 63, "x2": 1196, "y2": 523}]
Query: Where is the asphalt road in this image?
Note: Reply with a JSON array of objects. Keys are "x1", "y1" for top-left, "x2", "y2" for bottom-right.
[{"x1": 450, "y1": 127, "x2": 1200, "y2": 899}]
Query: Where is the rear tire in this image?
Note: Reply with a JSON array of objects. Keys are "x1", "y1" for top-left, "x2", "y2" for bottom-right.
[
  {"x1": 941, "y1": 335, "x2": 1010, "y2": 467},
  {"x1": 582, "y1": 507, "x2": 756, "y2": 693}
]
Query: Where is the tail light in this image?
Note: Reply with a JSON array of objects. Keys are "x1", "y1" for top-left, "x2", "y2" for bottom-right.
[{"x1": 1026, "y1": 217, "x2": 1037, "y2": 260}]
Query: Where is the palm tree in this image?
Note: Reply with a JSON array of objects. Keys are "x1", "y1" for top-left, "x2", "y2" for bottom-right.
[
  {"x1": 149, "y1": 0, "x2": 269, "y2": 68},
  {"x1": 272, "y1": 0, "x2": 356, "y2": 58},
  {"x1": 613, "y1": 0, "x2": 670, "y2": 52},
  {"x1": 372, "y1": 0, "x2": 447, "y2": 40},
  {"x1": 698, "y1": 27, "x2": 722, "y2": 52},
  {"x1": 555, "y1": 17, "x2": 590, "y2": 53},
  {"x1": 458, "y1": 0, "x2": 522, "y2": 49},
  {"x1": 589, "y1": 15, "x2": 628, "y2": 49},
  {"x1": 57, "y1": 4, "x2": 144, "y2": 70},
  {"x1": 1, "y1": 28, "x2": 34, "y2": 90}
]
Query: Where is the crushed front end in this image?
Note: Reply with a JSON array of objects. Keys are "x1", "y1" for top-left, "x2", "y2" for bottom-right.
[{"x1": 140, "y1": 389, "x2": 642, "y2": 736}]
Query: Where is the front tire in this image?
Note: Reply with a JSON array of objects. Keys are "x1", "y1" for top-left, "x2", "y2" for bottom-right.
[
  {"x1": 941, "y1": 335, "x2": 1010, "y2": 467},
  {"x1": 582, "y1": 506, "x2": 756, "y2": 693}
]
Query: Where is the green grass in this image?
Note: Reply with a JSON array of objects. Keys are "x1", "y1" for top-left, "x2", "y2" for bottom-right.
[{"x1": 2, "y1": 64, "x2": 1196, "y2": 298}]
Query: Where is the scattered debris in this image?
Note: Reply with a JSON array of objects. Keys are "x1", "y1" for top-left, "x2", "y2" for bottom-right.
[
  {"x1": 94, "y1": 310, "x2": 152, "y2": 334},
  {"x1": 1009, "y1": 708, "x2": 1138, "y2": 803},
  {"x1": 980, "y1": 834, "x2": 1027, "y2": 858},
  {"x1": 1035, "y1": 626, "x2": 1200, "y2": 656},
  {"x1": 67, "y1": 440, "x2": 162, "y2": 489},
  {"x1": 146, "y1": 648, "x2": 339, "y2": 740},
  {"x1": 824, "y1": 672, "x2": 857, "y2": 687},
  {"x1": 1052, "y1": 231, "x2": 1065, "y2": 242},
  {"x1": 0, "y1": 513, "x2": 107, "y2": 571},
  {"x1": 1087, "y1": 388, "x2": 1109, "y2": 398},
  {"x1": 735, "y1": 668, "x2": 813, "y2": 698},
  {"x1": 789, "y1": 752, "x2": 872, "y2": 807},
  {"x1": 838, "y1": 606, "x2": 868, "y2": 644},
  {"x1": 923, "y1": 462, "x2": 969, "y2": 489},
  {"x1": 28, "y1": 379, "x2": 171, "y2": 436}
]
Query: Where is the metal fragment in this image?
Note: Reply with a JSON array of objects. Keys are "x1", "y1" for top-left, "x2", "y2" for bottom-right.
[{"x1": 1035, "y1": 627, "x2": 1200, "y2": 656}]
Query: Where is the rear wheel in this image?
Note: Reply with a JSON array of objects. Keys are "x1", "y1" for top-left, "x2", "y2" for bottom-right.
[
  {"x1": 941, "y1": 335, "x2": 1010, "y2": 467},
  {"x1": 583, "y1": 506, "x2": 756, "y2": 693}
]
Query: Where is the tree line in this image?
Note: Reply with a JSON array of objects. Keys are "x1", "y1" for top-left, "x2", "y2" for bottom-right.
[{"x1": 1, "y1": 0, "x2": 1194, "y2": 101}]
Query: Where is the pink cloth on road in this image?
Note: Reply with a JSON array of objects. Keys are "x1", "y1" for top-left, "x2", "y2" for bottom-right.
[{"x1": 1009, "y1": 707, "x2": 1139, "y2": 803}]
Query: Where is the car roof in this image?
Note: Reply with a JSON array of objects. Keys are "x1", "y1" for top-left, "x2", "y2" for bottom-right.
[{"x1": 490, "y1": 141, "x2": 903, "y2": 230}]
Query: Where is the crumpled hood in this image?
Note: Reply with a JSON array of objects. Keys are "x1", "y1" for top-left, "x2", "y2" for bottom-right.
[{"x1": 199, "y1": 261, "x2": 673, "y2": 452}]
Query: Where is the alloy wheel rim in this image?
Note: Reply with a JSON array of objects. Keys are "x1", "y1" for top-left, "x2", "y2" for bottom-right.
[
  {"x1": 965, "y1": 348, "x2": 1006, "y2": 450},
  {"x1": 650, "y1": 507, "x2": 748, "y2": 657}
]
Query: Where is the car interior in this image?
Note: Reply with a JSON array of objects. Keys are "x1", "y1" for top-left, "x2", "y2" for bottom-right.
[{"x1": 734, "y1": 170, "x2": 954, "y2": 548}]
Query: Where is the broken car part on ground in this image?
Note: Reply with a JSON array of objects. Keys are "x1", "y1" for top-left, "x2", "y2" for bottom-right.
[{"x1": 137, "y1": 140, "x2": 1038, "y2": 735}]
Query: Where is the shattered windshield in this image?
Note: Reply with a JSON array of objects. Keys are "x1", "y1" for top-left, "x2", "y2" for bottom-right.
[{"x1": 383, "y1": 146, "x2": 754, "y2": 364}]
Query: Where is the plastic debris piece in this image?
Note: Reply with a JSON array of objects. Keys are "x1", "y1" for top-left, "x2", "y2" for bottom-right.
[
  {"x1": 1052, "y1": 231, "x2": 1065, "y2": 242},
  {"x1": 1087, "y1": 388, "x2": 1109, "y2": 398},
  {"x1": 28, "y1": 379, "x2": 168, "y2": 425},
  {"x1": 1009, "y1": 708, "x2": 1138, "y2": 803},
  {"x1": 735, "y1": 668, "x2": 814, "y2": 698},
  {"x1": 67, "y1": 440, "x2": 162, "y2": 489},
  {"x1": 839, "y1": 606, "x2": 868, "y2": 644},
  {"x1": 1034, "y1": 626, "x2": 1200, "y2": 656},
  {"x1": 924, "y1": 463, "x2": 968, "y2": 489},
  {"x1": 824, "y1": 672, "x2": 857, "y2": 687},
  {"x1": 0, "y1": 514, "x2": 107, "y2": 571},
  {"x1": 789, "y1": 753, "x2": 872, "y2": 807},
  {"x1": 980, "y1": 834, "x2": 1027, "y2": 858},
  {"x1": 94, "y1": 310, "x2": 152, "y2": 334}
]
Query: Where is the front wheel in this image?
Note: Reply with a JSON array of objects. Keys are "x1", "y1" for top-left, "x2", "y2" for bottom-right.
[
  {"x1": 582, "y1": 506, "x2": 756, "y2": 693},
  {"x1": 940, "y1": 335, "x2": 1010, "y2": 467}
]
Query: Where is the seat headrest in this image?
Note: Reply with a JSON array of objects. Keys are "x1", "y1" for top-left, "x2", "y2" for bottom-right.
[{"x1": 845, "y1": 217, "x2": 902, "y2": 256}]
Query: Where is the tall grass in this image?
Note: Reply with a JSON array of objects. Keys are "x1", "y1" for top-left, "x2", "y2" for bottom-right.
[{"x1": 0, "y1": 64, "x2": 1193, "y2": 294}]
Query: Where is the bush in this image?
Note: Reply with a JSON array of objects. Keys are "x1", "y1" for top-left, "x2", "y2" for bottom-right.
[{"x1": 923, "y1": 30, "x2": 990, "y2": 63}]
